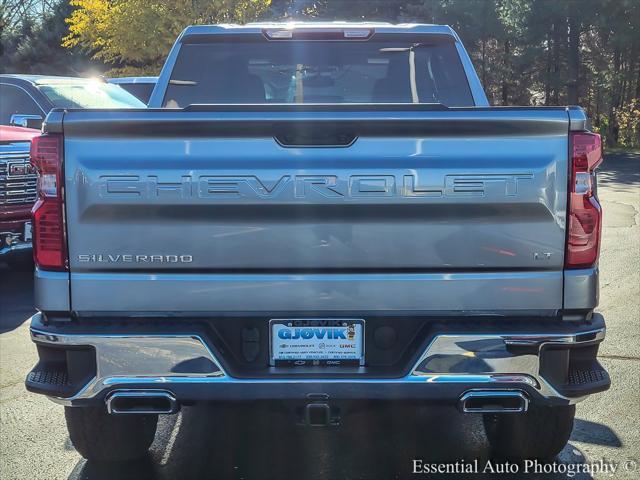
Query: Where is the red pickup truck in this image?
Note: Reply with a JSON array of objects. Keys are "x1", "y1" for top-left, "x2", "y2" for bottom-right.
[{"x1": 0, "y1": 125, "x2": 39, "y2": 258}]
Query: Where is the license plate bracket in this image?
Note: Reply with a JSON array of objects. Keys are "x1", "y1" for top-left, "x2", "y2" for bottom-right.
[{"x1": 269, "y1": 319, "x2": 365, "y2": 367}]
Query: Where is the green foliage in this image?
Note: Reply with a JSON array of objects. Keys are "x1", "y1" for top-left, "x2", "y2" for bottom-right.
[
  {"x1": 1, "y1": 0, "x2": 638, "y2": 146},
  {"x1": 615, "y1": 99, "x2": 640, "y2": 148},
  {"x1": 63, "y1": 0, "x2": 272, "y2": 75},
  {"x1": 0, "y1": 1, "x2": 96, "y2": 75},
  {"x1": 272, "y1": 0, "x2": 639, "y2": 147}
]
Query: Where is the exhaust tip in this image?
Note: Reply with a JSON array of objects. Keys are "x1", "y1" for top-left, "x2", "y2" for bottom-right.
[
  {"x1": 459, "y1": 390, "x2": 528, "y2": 413},
  {"x1": 106, "y1": 390, "x2": 178, "y2": 415}
]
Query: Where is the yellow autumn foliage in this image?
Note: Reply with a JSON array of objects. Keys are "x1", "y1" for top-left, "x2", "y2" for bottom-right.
[
  {"x1": 615, "y1": 99, "x2": 640, "y2": 148},
  {"x1": 63, "y1": 0, "x2": 271, "y2": 75}
]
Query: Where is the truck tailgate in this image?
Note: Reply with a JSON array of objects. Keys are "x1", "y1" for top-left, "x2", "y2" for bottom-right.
[{"x1": 62, "y1": 108, "x2": 569, "y2": 314}]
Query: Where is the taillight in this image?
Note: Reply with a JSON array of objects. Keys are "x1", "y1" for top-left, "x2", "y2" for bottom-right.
[
  {"x1": 566, "y1": 132, "x2": 603, "y2": 269},
  {"x1": 30, "y1": 134, "x2": 67, "y2": 271}
]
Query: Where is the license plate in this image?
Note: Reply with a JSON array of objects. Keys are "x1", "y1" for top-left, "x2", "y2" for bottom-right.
[
  {"x1": 270, "y1": 319, "x2": 365, "y2": 367},
  {"x1": 23, "y1": 222, "x2": 32, "y2": 242}
]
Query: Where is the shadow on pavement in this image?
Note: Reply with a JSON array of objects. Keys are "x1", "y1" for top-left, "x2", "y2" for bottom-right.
[
  {"x1": 571, "y1": 418, "x2": 623, "y2": 448},
  {"x1": 0, "y1": 256, "x2": 35, "y2": 333},
  {"x1": 599, "y1": 151, "x2": 640, "y2": 190},
  {"x1": 68, "y1": 404, "x2": 604, "y2": 480},
  {"x1": 69, "y1": 457, "x2": 157, "y2": 480}
]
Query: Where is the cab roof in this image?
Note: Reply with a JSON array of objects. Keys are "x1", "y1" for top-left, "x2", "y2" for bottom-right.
[{"x1": 179, "y1": 22, "x2": 458, "y2": 41}]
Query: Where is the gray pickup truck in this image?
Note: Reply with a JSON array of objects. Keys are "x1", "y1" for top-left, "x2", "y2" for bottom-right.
[{"x1": 25, "y1": 23, "x2": 610, "y2": 463}]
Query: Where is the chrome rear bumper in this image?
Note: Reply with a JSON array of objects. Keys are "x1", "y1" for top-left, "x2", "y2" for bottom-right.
[{"x1": 27, "y1": 313, "x2": 608, "y2": 407}]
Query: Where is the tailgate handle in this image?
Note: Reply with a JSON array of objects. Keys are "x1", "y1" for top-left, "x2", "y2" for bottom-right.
[{"x1": 274, "y1": 128, "x2": 357, "y2": 148}]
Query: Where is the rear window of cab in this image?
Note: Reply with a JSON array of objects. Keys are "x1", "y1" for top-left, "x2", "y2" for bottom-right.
[{"x1": 163, "y1": 35, "x2": 474, "y2": 108}]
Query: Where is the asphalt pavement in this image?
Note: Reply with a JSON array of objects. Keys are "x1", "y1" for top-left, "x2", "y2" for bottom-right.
[{"x1": 0, "y1": 152, "x2": 638, "y2": 480}]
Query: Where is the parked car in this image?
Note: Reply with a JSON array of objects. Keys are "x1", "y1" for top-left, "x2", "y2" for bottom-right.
[
  {"x1": 0, "y1": 75, "x2": 146, "y2": 129},
  {"x1": 107, "y1": 76, "x2": 158, "y2": 103},
  {"x1": 0, "y1": 125, "x2": 39, "y2": 258},
  {"x1": 25, "y1": 23, "x2": 609, "y2": 463}
]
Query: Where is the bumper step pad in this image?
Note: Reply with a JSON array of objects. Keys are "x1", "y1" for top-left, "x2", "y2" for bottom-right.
[
  {"x1": 27, "y1": 366, "x2": 68, "y2": 387},
  {"x1": 26, "y1": 362, "x2": 76, "y2": 398},
  {"x1": 562, "y1": 360, "x2": 611, "y2": 396}
]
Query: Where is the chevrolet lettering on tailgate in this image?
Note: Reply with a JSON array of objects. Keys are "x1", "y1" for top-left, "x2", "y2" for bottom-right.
[{"x1": 98, "y1": 173, "x2": 534, "y2": 200}]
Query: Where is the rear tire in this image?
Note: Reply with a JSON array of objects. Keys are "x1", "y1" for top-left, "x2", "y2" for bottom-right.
[
  {"x1": 483, "y1": 405, "x2": 575, "y2": 461},
  {"x1": 65, "y1": 407, "x2": 158, "y2": 462}
]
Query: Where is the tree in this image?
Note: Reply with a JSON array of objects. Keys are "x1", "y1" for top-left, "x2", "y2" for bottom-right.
[
  {"x1": 6, "y1": 0, "x2": 635, "y2": 147},
  {"x1": 0, "y1": 1, "x2": 96, "y2": 75},
  {"x1": 268, "y1": 0, "x2": 414, "y2": 21},
  {"x1": 63, "y1": 0, "x2": 272, "y2": 75}
]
